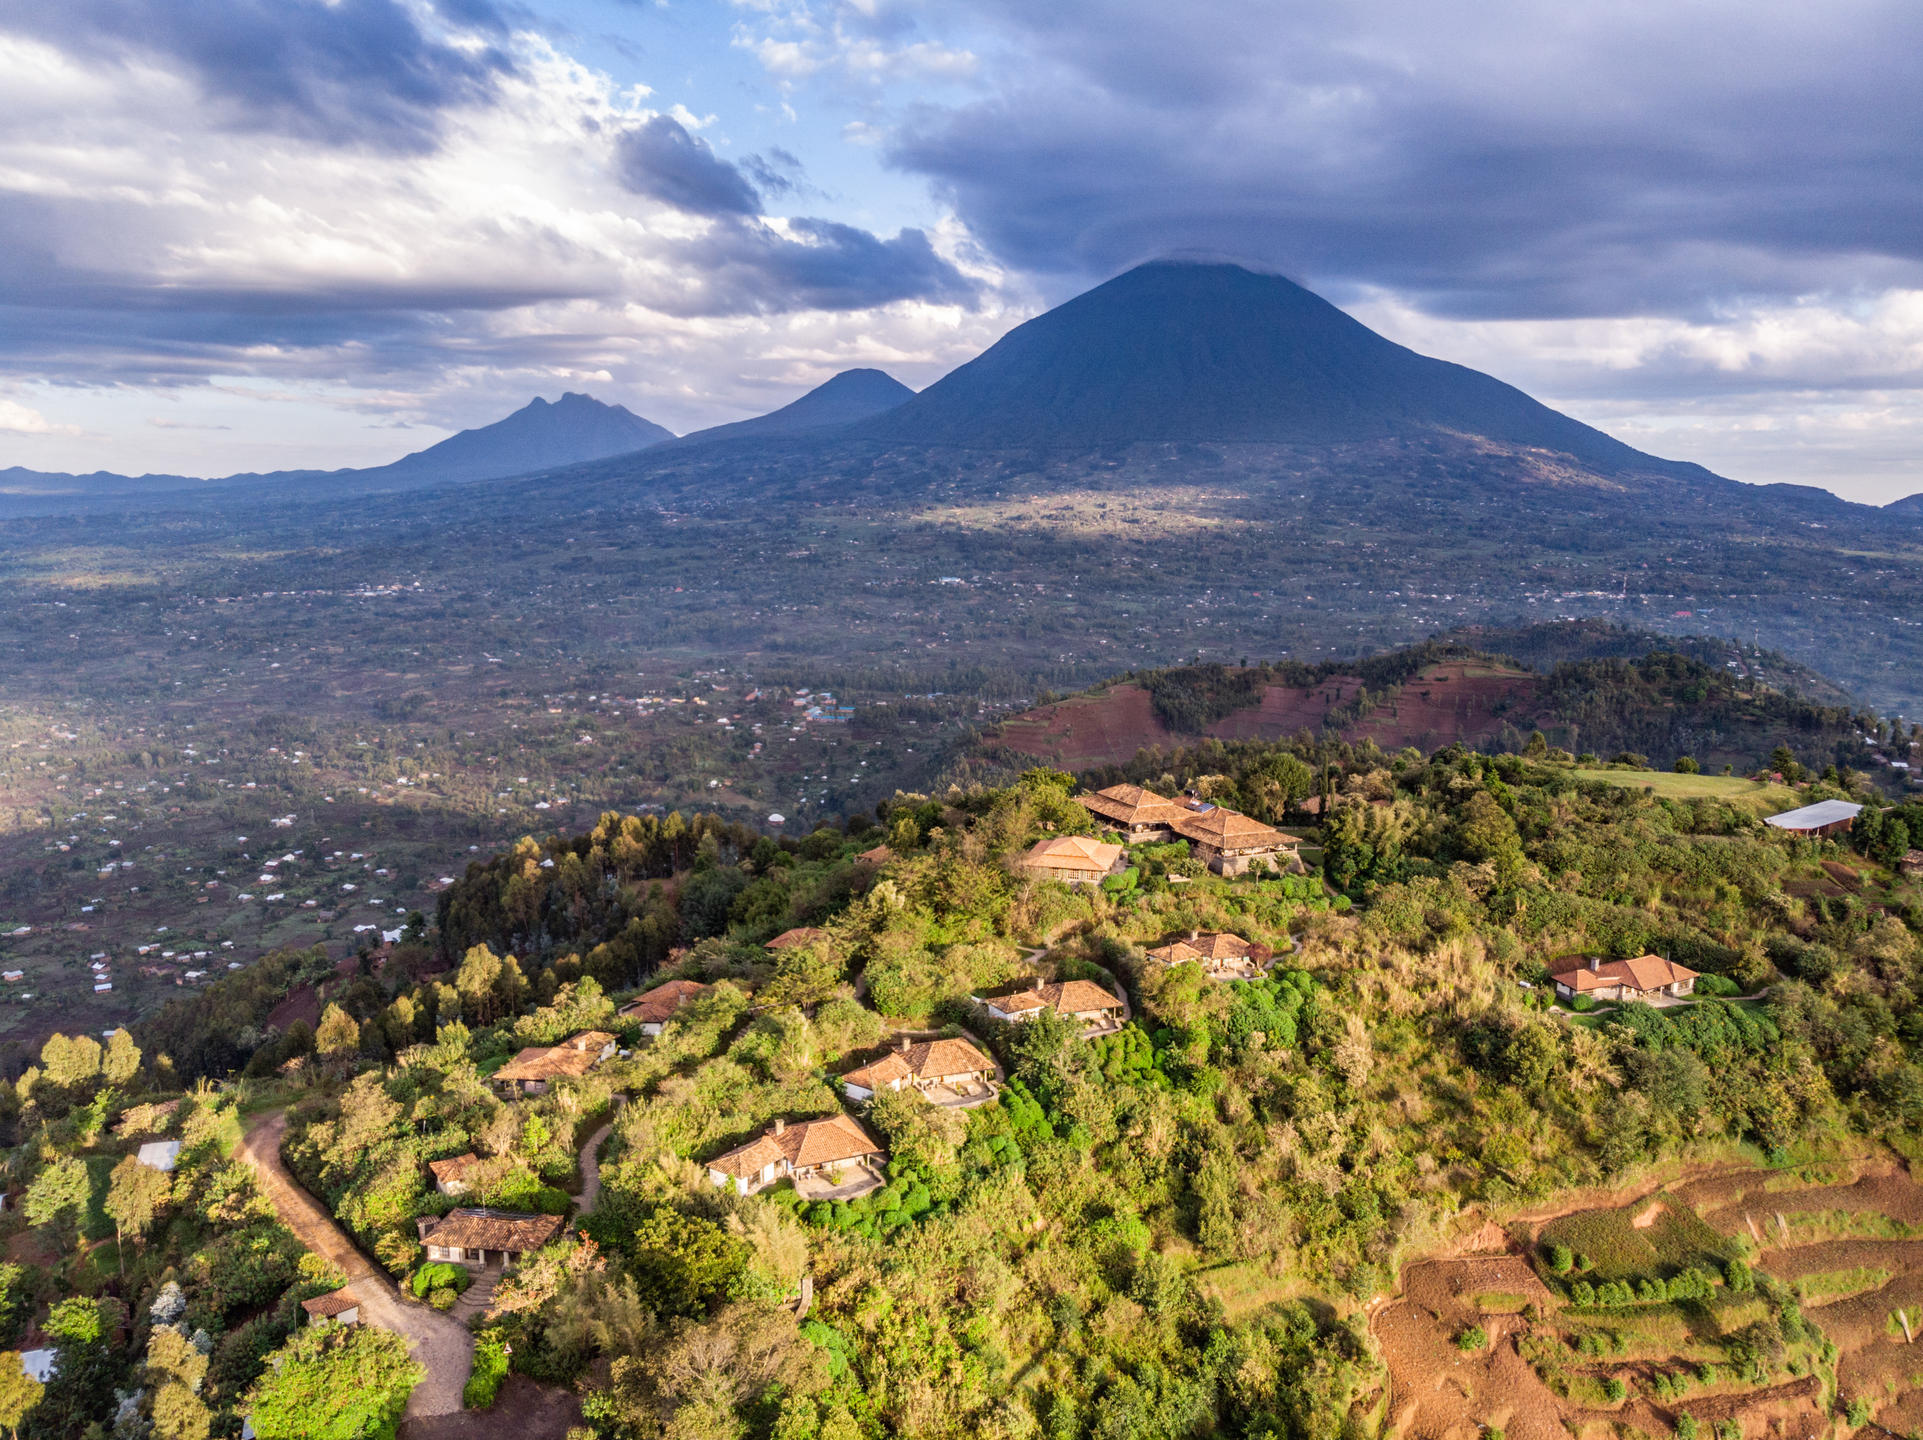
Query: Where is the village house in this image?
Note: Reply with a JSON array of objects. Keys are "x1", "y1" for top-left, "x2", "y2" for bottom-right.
[
  {"x1": 492, "y1": 1030, "x2": 616, "y2": 1095},
  {"x1": 976, "y1": 977, "x2": 1125, "y2": 1035},
  {"x1": 1169, "y1": 805, "x2": 1296, "y2": 876},
  {"x1": 1763, "y1": 799, "x2": 1864, "y2": 838},
  {"x1": 1550, "y1": 954, "x2": 1700, "y2": 1005},
  {"x1": 299, "y1": 1289, "x2": 361, "y2": 1327},
  {"x1": 1898, "y1": 849, "x2": 1923, "y2": 878},
  {"x1": 856, "y1": 844, "x2": 895, "y2": 867},
  {"x1": 766, "y1": 927, "x2": 831, "y2": 951},
  {"x1": 427, "y1": 1153, "x2": 481, "y2": 1197},
  {"x1": 1018, "y1": 835, "x2": 1126, "y2": 885},
  {"x1": 417, "y1": 1208, "x2": 563, "y2": 1267},
  {"x1": 1076, "y1": 784, "x2": 1187, "y2": 843},
  {"x1": 620, "y1": 978, "x2": 710, "y2": 1036},
  {"x1": 1146, "y1": 930, "x2": 1274, "y2": 980},
  {"x1": 705, "y1": 1113, "x2": 886, "y2": 1197},
  {"x1": 840, "y1": 1035, "x2": 999, "y2": 1106}
]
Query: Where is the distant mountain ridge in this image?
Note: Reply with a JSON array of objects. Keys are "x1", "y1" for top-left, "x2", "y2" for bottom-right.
[
  {"x1": 853, "y1": 261, "x2": 1707, "y2": 477},
  {"x1": 0, "y1": 391, "x2": 673, "y2": 509}
]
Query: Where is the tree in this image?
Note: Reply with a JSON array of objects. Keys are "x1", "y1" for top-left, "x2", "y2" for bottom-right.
[
  {"x1": 100, "y1": 1029, "x2": 141, "y2": 1087},
  {"x1": 146, "y1": 1326, "x2": 212, "y2": 1440},
  {"x1": 630, "y1": 1210, "x2": 754, "y2": 1318},
  {"x1": 23, "y1": 1156, "x2": 89, "y2": 1235},
  {"x1": 0, "y1": 1358, "x2": 40, "y2": 1439},
  {"x1": 105, "y1": 1153, "x2": 170, "y2": 1271},
  {"x1": 315, "y1": 1004, "x2": 361, "y2": 1058},
  {"x1": 38, "y1": 1034, "x2": 101, "y2": 1092},
  {"x1": 246, "y1": 1322, "x2": 422, "y2": 1440},
  {"x1": 1674, "y1": 756, "x2": 1700, "y2": 774}
]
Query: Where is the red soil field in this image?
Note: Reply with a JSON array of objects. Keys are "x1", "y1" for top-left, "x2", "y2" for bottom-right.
[{"x1": 990, "y1": 661, "x2": 1544, "y2": 769}]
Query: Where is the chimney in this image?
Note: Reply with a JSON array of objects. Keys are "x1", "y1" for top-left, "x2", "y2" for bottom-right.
[
  {"x1": 1589, "y1": 956, "x2": 1600, "y2": 972},
  {"x1": 897, "y1": 1035, "x2": 911, "y2": 1053},
  {"x1": 1189, "y1": 929, "x2": 1198, "y2": 943},
  {"x1": 1032, "y1": 975, "x2": 1044, "y2": 992},
  {"x1": 772, "y1": 1117, "x2": 786, "y2": 1136}
]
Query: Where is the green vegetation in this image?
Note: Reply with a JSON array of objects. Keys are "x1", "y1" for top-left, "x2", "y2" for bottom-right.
[{"x1": 0, "y1": 730, "x2": 1917, "y2": 1438}]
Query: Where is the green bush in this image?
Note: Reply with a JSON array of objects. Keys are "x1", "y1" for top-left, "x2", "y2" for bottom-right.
[
  {"x1": 1454, "y1": 1325, "x2": 1486, "y2": 1352},
  {"x1": 1571, "y1": 994, "x2": 1596, "y2": 1013},
  {"x1": 430, "y1": 1286, "x2": 458, "y2": 1311},
  {"x1": 1676, "y1": 1414, "x2": 1700, "y2": 1440},
  {"x1": 410, "y1": 1261, "x2": 470, "y2": 1299},
  {"x1": 1545, "y1": 1243, "x2": 1573, "y2": 1275},
  {"x1": 1846, "y1": 1398, "x2": 1871, "y2": 1426},
  {"x1": 1696, "y1": 973, "x2": 1742, "y2": 997},
  {"x1": 465, "y1": 1331, "x2": 510, "y2": 1409},
  {"x1": 1602, "y1": 1376, "x2": 1626, "y2": 1403}
]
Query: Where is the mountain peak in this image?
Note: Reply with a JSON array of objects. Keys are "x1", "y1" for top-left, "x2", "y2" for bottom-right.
[
  {"x1": 674, "y1": 367, "x2": 914, "y2": 446},
  {"x1": 856, "y1": 259, "x2": 1698, "y2": 477},
  {"x1": 383, "y1": 392, "x2": 673, "y2": 481}
]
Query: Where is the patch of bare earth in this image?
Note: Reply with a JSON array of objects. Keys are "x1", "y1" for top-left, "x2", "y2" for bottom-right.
[{"x1": 1376, "y1": 1156, "x2": 1920, "y2": 1440}]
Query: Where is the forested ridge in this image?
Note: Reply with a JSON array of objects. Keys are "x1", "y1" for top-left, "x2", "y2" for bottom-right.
[{"x1": 0, "y1": 732, "x2": 1918, "y2": 1436}]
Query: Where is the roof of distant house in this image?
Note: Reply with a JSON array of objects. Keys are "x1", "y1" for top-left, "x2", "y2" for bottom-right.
[
  {"x1": 842, "y1": 1036, "x2": 996, "y2": 1091},
  {"x1": 422, "y1": 1208, "x2": 564, "y2": 1253},
  {"x1": 300, "y1": 1288, "x2": 360, "y2": 1318},
  {"x1": 1147, "y1": 932, "x2": 1268, "y2": 965},
  {"x1": 1078, "y1": 784, "x2": 1187, "y2": 827},
  {"x1": 619, "y1": 978, "x2": 709, "y2": 1025},
  {"x1": 427, "y1": 1153, "x2": 480, "y2": 1184},
  {"x1": 1549, "y1": 954, "x2": 1699, "y2": 994},
  {"x1": 1021, "y1": 836, "x2": 1125, "y2": 872},
  {"x1": 1763, "y1": 799, "x2": 1864, "y2": 831},
  {"x1": 707, "y1": 1113, "x2": 883, "y2": 1179},
  {"x1": 856, "y1": 845, "x2": 894, "y2": 865},
  {"x1": 766, "y1": 927, "x2": 831, "y2": 951},
  {"x1": 1170, "y1": 807, "x2": 1289, "y2": 849},
  {"x1": 983, "y1": 978, "x2": 1122, "y2": 1016},
  {"x1": 494, "y1": 1044, "x2": 600, "y2": 1082},
  {"x1": 136, "y1": 1140, "x2": 181, "y2": 1171}
]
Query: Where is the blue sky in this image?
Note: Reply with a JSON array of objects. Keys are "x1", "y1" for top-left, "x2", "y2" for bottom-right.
[{"x1": 1, "y1": 0, "x2": 1921, "y2": 503}]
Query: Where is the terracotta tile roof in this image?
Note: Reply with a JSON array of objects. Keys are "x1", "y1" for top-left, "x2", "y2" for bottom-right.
[
  {"x1": 300, "y1": 1288, "x2": 360, "y2": 1318},
  {"x1": 1147, "y1": 932, "x2": 1270, "y2": 966},
  {"x1": 843, "y1": 1036, "x2": 995, "y2": 1090},
  {"x1": 561, "y1": 1030, "x2": 614, "y2": 1052},
  {"x1": 427, "y1": 1153, "x2": 480, "y2": 1185},
  {"x1": 1078, "y1": 784, "x2": 1186, "y2": 827},
  {"x1": 619, "y1": 979, "x2": 710, "y2": 1025},
  {"x1": 767, "y1": 927, "x2": 831, "y2": 951},
  {"x1": 1021, "y1": 836, "x2": 1125, "y2": 873},
  {"x1": 421, "y1": 1208, "x2": 564, "y2": 1253},
  {"x1": 1170, "y1": 807, "x2": 1288, "y2": 850},
  {"x1": 986, "y1": 979, "x2": 1123, "y2": 1017},
  {"x1": 495, "y1": 1044, "x2": 600, "y2": 1082},
  {"x1": 708, "y1": 1113, "x2": 884, "y2": 1178},
  {"x1": 1550, "y1": 954, "x2": 1699, "y2": 993},
  {"x1": 857, "y1": 845, "x2": 895, "y2": 865}
]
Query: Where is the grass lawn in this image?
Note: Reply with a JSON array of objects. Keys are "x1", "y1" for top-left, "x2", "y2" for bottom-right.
[{"x1": 1574, "y1": 768, "x2": 1801, "y2": 813}]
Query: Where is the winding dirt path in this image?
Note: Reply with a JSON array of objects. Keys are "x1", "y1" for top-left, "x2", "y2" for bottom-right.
[
  {"x1": 238, "y1": 1111, "x2": 473, "y2": 1424},
  {"x1": 575, "y1": 1118, "x2": 615, "y2": 1218}
]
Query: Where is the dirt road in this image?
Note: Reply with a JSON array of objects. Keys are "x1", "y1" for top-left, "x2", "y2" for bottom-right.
[
  {"x1": 575, "y1": 1118, "x2": 614, "y2": 1218},
  {"x1": 238, "y1": 1111, "x2": 474, "y2": 1423}
]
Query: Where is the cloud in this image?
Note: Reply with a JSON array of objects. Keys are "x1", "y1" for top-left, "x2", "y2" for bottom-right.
[
  {"x1": 0, "y1": 399, "x2": 78, "y2": 435},
  {"x1": 6, "y1": 0, "x2": 515, "y2": 153},
  {"x1": 857, "y1": 0, "x2": 1923, "y2": 321},
  {"x1": 615, "y1": 115, "x2": 764, "y2": 216}
]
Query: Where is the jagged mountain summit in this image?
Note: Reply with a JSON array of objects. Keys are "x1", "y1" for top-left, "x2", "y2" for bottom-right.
[
  {"x1": 370, "y1": 392, "x2": 672, "y2": 484},
  {"x1": 676, "y1": 369, "x2": 914, "y2": 446},
  {"x1": 856, "y1": 260, "x2": 1703, "y2": 476}
]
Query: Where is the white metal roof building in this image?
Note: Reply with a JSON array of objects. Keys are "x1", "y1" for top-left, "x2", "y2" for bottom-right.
[{"x1": 1763, "y1": 800, "x2": 1864, "y2": 836}]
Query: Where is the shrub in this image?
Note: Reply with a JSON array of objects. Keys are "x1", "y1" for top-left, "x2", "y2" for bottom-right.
[
  {"x1": 1454, "y1": 1325, "x2": 1487, "y2": 1352},
  {"x1": 1676, "y1": 1415, "x2": 1700, "y2": 1440},
  {"x1": 1846, "y1": 1398, "x2": 1871, "y2": 1426},
  {"x1": 430, "y1": 1286, "x2": 457, "y2": 1311},
  {"x1": 1696, "y1": 973, "x2": 1742, "y2": 996},
  {"x1": 410, "y1": 1262, "x2": 470, "y2": 1298},
  {"x1": 1724, "y1": 1258, "x2": 1754, "y2": 1294},
  {"x1": 465, "y1": 1331, "x2": 510, "y2": 1409},
  {"x1": 1571, "y1": 995, "x2": 1596, "y2": 1013},
  {"x1": 1545, "y1": 1243, "x2": 1573, "y2": 1275},
  {"x1": 1602, "y1": 1376, "x2": 1626, "y2": 1403}
]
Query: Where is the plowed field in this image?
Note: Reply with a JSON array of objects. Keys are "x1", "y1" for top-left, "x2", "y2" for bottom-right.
[{"x1": 1374, "y1": 1155, "x2": 1922, "y2": 1440}]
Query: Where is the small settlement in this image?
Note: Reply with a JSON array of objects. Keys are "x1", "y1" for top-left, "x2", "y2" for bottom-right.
[
  {"x1": 840, "y1": 1034, "x2": 999, "y2": 1106},
  {"x1": 1549, "y1": 954, "x2": 1700, "y2": 1005},
  {"x1": 417, "y1": 1208, "x2": 565, "y2": 1267},
  {"x1": 493, "y1": 1031, "x2": 617, "y2": 1095},
  {"x1": 1074, "y1": 783, "x2": 1299, "y2": 875},
  {"x1": 1146, "y1": 930, "x2": 1273, "y2": 980},
  {"x1": 975, "y1": 977, "x2": 1126, "y2": 1035},
  {"x1": 705, "y1": 1114, "x2": 887, "y2": 1198},
  {"x1": 618, "y1": 978, "x2": 711, "y2": 1036}
]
